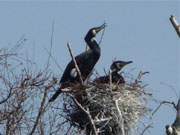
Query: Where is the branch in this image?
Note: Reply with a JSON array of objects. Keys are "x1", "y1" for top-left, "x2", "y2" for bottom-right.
[
  {"x1": 115, "y1": 99, "x2": 125, "y2": 135},
  {"x1": 46, "y1": 20, "x2": 55, "y2": 69},
  {"x1": 152, "y1": 100, "x2": 176, "y2": 116},
  {"x1": 109, "y1": 70, "x2": 112, "y2": 91},
  {"x1": 0, "y1": 87, "x2": 12, "y2": 104},
  {"x1": 29, "y1": 86, "x2": 48, "y2": 135},
  {"x1": 98, "y1": 22, "x2": 106, "y2": 45},
  {"x1": 67, "y1": 42, "x2": 83, "y2": 85},
  {"x1": 140, "y1": 123, "x2": 153, "y2": 135},
  {"x1": 44, "y1": 47, "x2": 63, "y2": 72},
  {"x1": 70, "y1": 95, "x2": 98, "y2": 135},
  {"x1": 170, "y1": 15, "x2": 180, "y2": 37}
]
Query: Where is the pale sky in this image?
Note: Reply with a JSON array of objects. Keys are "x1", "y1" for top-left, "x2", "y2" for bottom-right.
[{"x1": 0, "y1": 1, "x2": 179, "y2": 134}]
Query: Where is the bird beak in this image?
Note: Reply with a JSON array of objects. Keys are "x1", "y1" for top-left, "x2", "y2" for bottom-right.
[
  {"x1": 94, "y1": 23, "x2": 107, "y2": 33},
  {"x1": 119, "y1": 61, "x2": 133, "y2": 69},
  {"x1": 124, "y1": 61, "x2": 133, "y2": 65}
]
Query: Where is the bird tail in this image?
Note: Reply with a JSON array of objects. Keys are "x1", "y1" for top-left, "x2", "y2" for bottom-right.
[{"x1": 49, "y1": 87, "x2": 62, "y2": 102}]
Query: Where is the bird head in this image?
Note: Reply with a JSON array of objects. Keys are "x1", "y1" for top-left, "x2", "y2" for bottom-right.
[
  {"x1": 110, "y1": 60, "x2": 133, "y2": 72},
  {"x1": 166, "y1": 125, "x2": 173, "y2": 135},
  {"x1": 88, "y1": 23, "x2": 106, "y2": 37}
]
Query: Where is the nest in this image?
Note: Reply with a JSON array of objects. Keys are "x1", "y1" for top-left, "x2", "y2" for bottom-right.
[{"x1": 62, "y1": 73, "x2": 150, "y2": 135}]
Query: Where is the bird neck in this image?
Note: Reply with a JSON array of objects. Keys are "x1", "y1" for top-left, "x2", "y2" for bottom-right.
[
  {"x1": 110, "y1": 71, "x2": 119, "y2": 77},
  {"x1": 111, "y1": 70, "x2": 117, "y2": 74},
  {"x1": 85, "y1": 33, "x2": 100, "y2": 55}
]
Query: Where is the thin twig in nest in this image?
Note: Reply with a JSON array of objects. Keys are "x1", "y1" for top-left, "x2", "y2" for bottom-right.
[
  {"x1": 115, "y1": 99, "x2": 125, "y2": 135},
  {"x1": 70, "y1": 94, "x2": 98, "y2": 135}
]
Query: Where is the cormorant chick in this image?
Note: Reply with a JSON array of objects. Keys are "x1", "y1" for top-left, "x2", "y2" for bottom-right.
[
  {"x1": 166, "y1": 99, "x2": 180, "y2": 135},
  {"x1": 93, "y1": 60, "x2": 133, "y2": 84},
  {"x1": 49, "y1": 23, "x2": 106, "y2": 102}
]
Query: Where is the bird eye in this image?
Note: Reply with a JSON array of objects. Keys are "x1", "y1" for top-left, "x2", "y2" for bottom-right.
[{"x1": 92, "y1": 29, "x2": 96, "y2": 35}]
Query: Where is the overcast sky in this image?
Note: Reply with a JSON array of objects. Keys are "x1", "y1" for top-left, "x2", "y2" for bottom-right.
[{"x1": 0, "y1": 1, "x2": 179, "y2": 134}]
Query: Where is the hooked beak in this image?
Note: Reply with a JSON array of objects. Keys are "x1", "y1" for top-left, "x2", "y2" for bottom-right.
[
  {"x1": 94, "y1": 23, "x2": 107, "y2": 33},
  {"x1": 118, "y1": 61, "x2": 133, "y2": 70},
  {"x1": 111, "y1": 60, "x2": 133, "y2": 72},
  {"x1": 124, "y1": 61, "x2": 133, "y2": 65}
]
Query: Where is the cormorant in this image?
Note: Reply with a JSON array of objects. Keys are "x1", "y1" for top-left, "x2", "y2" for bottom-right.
[
  {"x1": 166, "y1": 99, "x2": 180, "y2": 135},
  {"x1": 49, "y1": 23, "x2": 106, "y2": 102},
  {"x1": 93, "y1": 60, "x2": 133, "y2": 84}
]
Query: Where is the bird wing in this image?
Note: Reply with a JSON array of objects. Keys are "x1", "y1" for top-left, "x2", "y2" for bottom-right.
[{"x1": 60, "y1": 50, "x2": 93, "y2": 84}]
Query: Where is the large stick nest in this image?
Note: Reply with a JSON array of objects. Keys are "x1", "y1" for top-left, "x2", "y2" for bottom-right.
[{"x1": 62, "y1": 72, "x2": 151, "y2": 135}]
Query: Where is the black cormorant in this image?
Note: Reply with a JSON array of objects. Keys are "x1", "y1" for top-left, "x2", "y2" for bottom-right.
[
  {"x1": 166, "y1": 99, "x2": 180, "y2": 135},
  {"x1": 49, "y1": 23, "x2": 106, "y2": 102},
  {"x1": 93, "y1": 60, "x2": 133, "y2": 84}
]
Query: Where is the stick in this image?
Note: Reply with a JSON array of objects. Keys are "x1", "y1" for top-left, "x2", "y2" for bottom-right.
[
  {"x1": 140, "y1": 123, "x2": 153, "y2": 135},
  {"x1": 152, "y1": 100, "x2": 176, "y2": 116},
  {"x1": 29, "y1": 87, "x2": 48, "y2": 135},
  {"x1": 109, "y1": 70, "x2": 112, "y2": 91},
  {"x1": 45, "y1": 21, "x2": 55, "y2": 70},
  {"x1": 115, "y1": 99, "x2": 125, "y2": 135},
  {"x1": 44, "y1": 47, "x2": 63, "y2": 72},
  {"x1": 67, "y1": 42, "x2": 83, "y2": 85},
  {"x1": 98, "y1": 25, "x2": 106, "y2": 45},
  {"x1": 170, "y1": 15, "x2": 180, "y2": 37},
  {"x1": 70, "y1": 95, "x2": 98, "y2": 135}
]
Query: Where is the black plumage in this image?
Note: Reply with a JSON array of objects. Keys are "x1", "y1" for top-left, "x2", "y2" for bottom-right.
[
  {"x1": 49, "y1": 24, "x2": 106, "y2": 102},
  {"x1": 93, "y1": 60, "x2": 133, "y2": 84},
  {"x1": 166, "y1": 99, "x2": 180, "y2": 135}
]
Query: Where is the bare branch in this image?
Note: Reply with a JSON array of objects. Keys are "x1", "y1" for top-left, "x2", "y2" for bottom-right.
[
  {"x1": 46, "y1": 20, "x2": 55, "y2": 69},
  {"x1": 0, "y1": 87, "x2": 12, "y2": 104},
  {"x1": 67, "y1": 42, "x2": 83, "y2": 85},
  {"x1": 115, "y1": 99, "x2": 125, "y2": 135},
  {"x1": 29, "y1": 86, "x2": 49, "y2": 135},
  {"x1": 170, "y1": 15, "x2": 180, "y2": 37},
  {"x1": 152, "y1": 100, "x2": 176, "y2": 116},
  {"x1": 98, "y1": 22, "x2": 106, "y2": 45},
  {"x1": 140, "y1": 123, "x2": 153, "y2": 135},
  {"x1": 70, "y1": 95, "x2": 98, "y2": 135}
]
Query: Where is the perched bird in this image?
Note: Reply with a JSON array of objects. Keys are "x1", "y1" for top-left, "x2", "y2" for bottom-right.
[
  {"x1": 93, "y1": 60, "x2": 133, "y2": 84},
  {"x1": 166, "y1": 99, "x2": 180, "y2": 135},
  {"x1": 49, "y1": 23, "x2": 106, "y2": 102}
]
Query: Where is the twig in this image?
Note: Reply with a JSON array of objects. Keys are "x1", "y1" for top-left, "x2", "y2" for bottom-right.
[
  {"x1": 29, "y1": 87, "x2": 48, "y2": 135},
  {"x1": 67, "y1": 42, "x2": 83, "y2": 85},
  {"x1": 140, "y1": 123, "x2": 153, "y2": 135},
  {"x1": 109, "y1": 70, "x2": 112, "y2": 92},
  {"x1": 98, "y1": 23, "x2": 106, "y2": 45},
  {"x1": 160, "y1": 82, "x2": 179, "y2": 99},
  {"x1": 70, "y1": 95, "x2": 98, "y2": 135},
  {"x1": 44, "y1": 47, "x2": 63, "y2": 72},
  {"x1": 115, "y1": 99, "x2": 125, "y2": 135},
  {"x1": 10, "y1": 34, "x2": 27, "y2": 53},
  {"x1": 46, "y1": 20, "x2": 55, "y2": 69},
  {"x1": 152, "y1": 100, "x2": 176, "y2": 116},
  {"x1": 103, "y1": 68, "x2": 107, "y2": 76},
  {"x1": 0, "y1": 87, "x2": 12, "y2": 104},
  {"x1": 169, "y1": 15, "x2": 180, "y2": 37}
]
